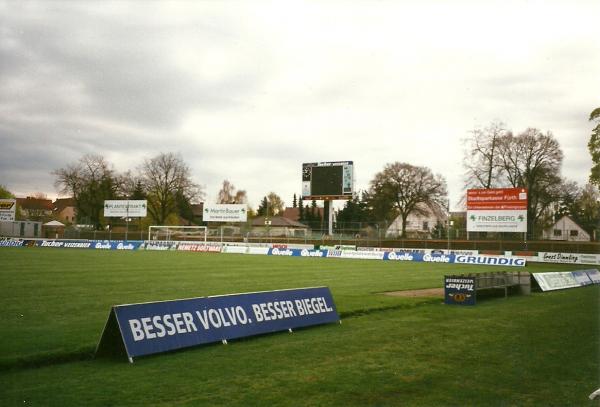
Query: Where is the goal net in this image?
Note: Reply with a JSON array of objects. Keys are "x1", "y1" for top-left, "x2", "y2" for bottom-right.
[{"x1": 148, "y1": 225, "x2": 208, "y2": 243}]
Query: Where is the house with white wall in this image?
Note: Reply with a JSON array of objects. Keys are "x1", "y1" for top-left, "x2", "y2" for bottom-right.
[
  {"x1": 542, "y1": 215, "x2": 590, "y2": 242},
  {"x1": 386, "y1": 203, "x2": 448, "y2": 238}
]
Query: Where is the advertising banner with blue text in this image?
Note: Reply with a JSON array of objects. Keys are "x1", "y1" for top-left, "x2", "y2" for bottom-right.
[
  {"x1": 96, "y1": 287, "x2": 339, "y2": 361},
  {"x1": 0, "y1": 238, "x2": 25, "y2": 247},
  {"x1": 268, "y1": 248, "x2": 327, "y2": 257},
  {"x1": 454, "y1": 255, "x2": 526, "y2": 267},
  {"x1": 444, "y1": 276, "x2": 476, "y2": 305},
  {"x1": 384, "y1": 252, "x2": 455, "y2": 263}
]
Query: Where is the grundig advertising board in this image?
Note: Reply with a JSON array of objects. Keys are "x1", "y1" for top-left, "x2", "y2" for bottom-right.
[{"x1": 467, "y1": 188, "x2": 527, "y2": 233}]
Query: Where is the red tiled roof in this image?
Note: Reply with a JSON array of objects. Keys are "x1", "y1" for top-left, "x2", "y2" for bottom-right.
[
  {"x1": 16, "y1": 197, "x2": 53, "y2": 211},
  {"x1": 53, "y1": 198, "x2": 76, "y2": 212}
]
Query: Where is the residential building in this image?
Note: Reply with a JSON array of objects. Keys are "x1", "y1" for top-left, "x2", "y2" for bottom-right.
[
  {"x1": 251, "y1": 216, "x2": 308, "y2": 237},
  {"x1": 386, "y1": 203, "x2": 448, "y2": 238},
  {"x1": 281, "y1": 206, "x2": 325, "y2": 222},
  {"x1": 542, "y1": 215, "x2": 590, "y2": 242},
  {"x1": 16, "y1": 197, "x2": 53, "y2": 221},
  {"x1": 53, "y1": 198, "x2": 77, "y2": 224}
]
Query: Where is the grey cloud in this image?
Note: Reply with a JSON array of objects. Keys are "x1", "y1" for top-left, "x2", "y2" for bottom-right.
[
  {"x1": 0, "y1": 4, "x2": 263, "y2": 129},
  {"x1": 0, "y1": 2, "x2": 266, "y2": 197}
]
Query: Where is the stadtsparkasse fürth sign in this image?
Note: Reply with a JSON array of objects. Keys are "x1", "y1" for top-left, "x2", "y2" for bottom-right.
[{"x1": 467, "y1": 188, "x2": 527, "y2": 233}]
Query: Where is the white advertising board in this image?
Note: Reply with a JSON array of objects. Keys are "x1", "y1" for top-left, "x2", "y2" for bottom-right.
[
  {"x1": 104, "y1": 200, "x2": 147, "y2": 217},
  {"x1": 0, "y1": 199, "x2": 17, "y2": 221},
  {"x1": 532, "y1": 272, "x2": 581, "y2": 291},
  {"x1": 202, "y1": 204, "x2": 247, "y2": 222},
  {"x1": 467, "y1": 210, "x2": 528, "y2": 232},
  {"x1": 467, "y1": 188, "x2": 527, "y2": 233}
]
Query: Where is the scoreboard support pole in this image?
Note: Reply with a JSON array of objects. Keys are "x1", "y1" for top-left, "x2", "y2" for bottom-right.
[{"x1": 326, "y1": 200, "x2": 334, "y2": 235}]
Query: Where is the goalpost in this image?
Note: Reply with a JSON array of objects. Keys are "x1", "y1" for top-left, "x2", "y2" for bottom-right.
[{"x1": 147, "y1": 225, "x2": 208, "y2": 243}]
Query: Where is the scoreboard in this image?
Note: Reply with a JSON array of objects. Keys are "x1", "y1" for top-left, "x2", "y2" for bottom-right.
[{"x1": 301, "y1": 161, "x2": 353, "y2": 200}]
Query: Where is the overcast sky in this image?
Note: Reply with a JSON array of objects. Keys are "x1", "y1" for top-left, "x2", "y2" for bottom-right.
[{"x1": 1, "y1": 0, "x2": 598, "y2": 210}]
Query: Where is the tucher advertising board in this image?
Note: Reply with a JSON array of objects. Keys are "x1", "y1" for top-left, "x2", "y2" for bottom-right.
[{"x1": 444, "y1": 276, "x2": 476, "y2": 305}]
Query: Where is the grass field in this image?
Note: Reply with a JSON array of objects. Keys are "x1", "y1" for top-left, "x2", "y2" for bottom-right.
[{"x1": 0, "y1": 247, "x2": 598, "y2": 406}]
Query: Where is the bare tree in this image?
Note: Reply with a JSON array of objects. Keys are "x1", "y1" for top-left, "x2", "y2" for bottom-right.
[
  {"x1": 463, "y1": 121, "x2": 509, "y2": 189},
  {"x1": 369, "y1": 162, "x2": 447, "y2": 238},
  {"x1": 140, "y1": 152, "x2": 201, "y2": 225},
  {"x1": 53, "y1": 154, "x2": 119, "y2": 229},
  {"x1": 217, "y1": 180, "x2": 247, "y2": 204},
  {"x1": 496, "y1": 128, "x2": 563, "y2": 237}
]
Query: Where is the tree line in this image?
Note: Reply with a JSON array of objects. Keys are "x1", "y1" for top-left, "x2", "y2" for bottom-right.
[
  {"x1": 53, "y1": 152, "x2": 200, "y2": 229},
  {"x1": 336, "y1": 113, "x2": 600, "y2": 240},
  {"x1": 2, "y1": 107, "x2": 599, "y2": 239}
]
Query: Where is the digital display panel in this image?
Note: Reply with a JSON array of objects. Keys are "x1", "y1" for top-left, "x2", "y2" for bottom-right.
[{"x1": 302, "y1": 161, "x2": 353, "y2": 200}]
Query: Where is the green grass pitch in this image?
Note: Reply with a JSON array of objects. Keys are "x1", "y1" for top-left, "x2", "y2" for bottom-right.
[{"x1": 0, "y1": 247, "x2": 598, "y2": 406}]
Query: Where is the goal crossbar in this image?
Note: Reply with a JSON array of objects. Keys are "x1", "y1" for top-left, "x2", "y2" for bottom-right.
[{"x1": 148, "y1": 225, "x2": 208, "y2": 243}]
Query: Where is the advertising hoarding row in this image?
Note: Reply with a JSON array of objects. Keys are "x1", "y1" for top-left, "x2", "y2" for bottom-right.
[
  {"x1": 36, "y1": 240, "x2": 143, "y2": 250},
  {"x1": 7, "y1": 238, "x2": 530, "y2": 267}
]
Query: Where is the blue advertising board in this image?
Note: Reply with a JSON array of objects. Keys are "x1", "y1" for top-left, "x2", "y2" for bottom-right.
[
  {"x1": 90, "y1": 241, "x2": 144, "y2": 250},
  {"x1": 267, "y1": 248, "x2": 327, "y2": 257},
  {"x1": 444, "y1": 276, "x2": 476, "y2": 305},
  {"x1": 96, "y1": 287, "x2": 339, "y2": 362},
  {"x1": 36, "y1": 239, "x2": 144, "y2": 250},
  {"x1": 0, "y1": 238, "x2": 26, "y2": 247},
  {"x1": 384, "y1": 252, "x2": 455, "y2": 263}
]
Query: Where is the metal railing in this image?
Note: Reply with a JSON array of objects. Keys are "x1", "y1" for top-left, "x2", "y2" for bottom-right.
[{"x1": 55, "y1": 223, "x2": 599, "y2": 254}]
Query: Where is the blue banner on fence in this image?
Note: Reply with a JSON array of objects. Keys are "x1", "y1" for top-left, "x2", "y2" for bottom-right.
[
  {"x1": 37, "y1": 240, "x2": 93, "y2": 248},
  {"x1": 36, "y1": 239, "x2": 143, "y2": 250},
  {"x1": 0, "y1": 238, "x2": 25, "y2": 247},
  {"x1": 97, "y1": 287, "x2": 339, "y2": 361},
  {"x1": 384, "y1": 252, "x2": 456, "y2": 263},
  {"x1": 90, "y1": 241, "x2": 144, "y2": 250},
  {"x1": 268, "y1": 248, "x2": 327, "y2": 257}
]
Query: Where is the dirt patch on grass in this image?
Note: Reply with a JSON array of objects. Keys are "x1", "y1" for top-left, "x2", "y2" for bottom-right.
[{"x1": 382, "y1": 288, "x2": 444, "y2": 298}]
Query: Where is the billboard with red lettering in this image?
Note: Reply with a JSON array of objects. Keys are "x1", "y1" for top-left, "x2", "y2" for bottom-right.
[{"x1": 467, "y1": 188, "x2": 527, "y2": 232}]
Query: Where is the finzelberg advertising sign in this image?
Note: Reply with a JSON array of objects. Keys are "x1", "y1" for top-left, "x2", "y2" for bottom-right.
[
  {"x1": 203, "y1": 204, "x2": 247, "y2": 222},
  {"x1": 467, "y1": 188, "x2": 527, "y2": 233},
  {"x1": 104, "y1": 200, "x2": 147, "y2": 217}
]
